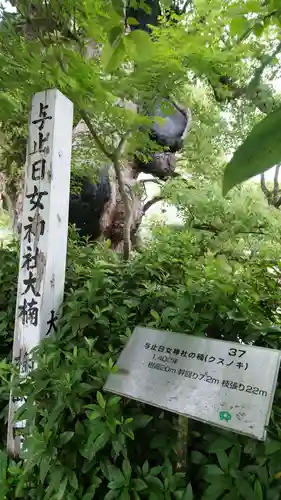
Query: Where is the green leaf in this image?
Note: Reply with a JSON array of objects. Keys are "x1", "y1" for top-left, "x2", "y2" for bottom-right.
[
  {"x1": 111, "y1": 0, "x2": 124, "y2": 17},
  {"x1": 191, "y1": 451, "x2": 207, "y2": 465},
  {"x1": 253, "y1": 22, "x2": 264, "y2": 36},
  {"x1": 109, "y1": 26, "x2": 124, "y2": 48},
  {"x1": 85, "y1": 404, "x2": 101, "y2": 411},
  {"x1": 208, "y1": 438, "x2": 233, "y2": 453},
  {"x1": 265, "y1": 440, "x2": 281, "y2": 455},
  {"x1": 127, "y1": 29, "x2": 153, "y2": 60},
  {"x1": 235, "y1": 478, "x2": 256, "y2": 500},
  {"x1": 268, "y1": 450, "x2": 281, "y2": 476},
  {"x1": 59, "y1": 431, "x2": 74, "y2": 446},
  {"x1": 228, "y1": 446, "x2": 241, "y2": 469},
  {"x1": 88, "y1": 410, "x2": 102, "y2": 420},
  {"x1": 122, "y1": 459, "x2": 132, "y2": 480},
  {"x1": 254, "y1": 479, "x2": 263, "y2": 500},
  {"x1": 108, "y1": 477, "x2": 126, "y2": 490},
  {"x1": 49, "y1": 467, "x2": 64, "y2": 491},
  {"x1": 142, "y1": 460, "x2": 149, "y2": 476},
  {"x1": 107, "y1": 396, "x2": 121, "y2": 407},
  {"x1": 132, "y1": 414, "x2": 153, "y2": 430},
  {"x1": 57, "y1": 477, "x2": 68, "y2": 500},
  {"x1": 82, "y1": 484, "x2": 99, "y2": 500},
  {"x1": 15, "y1": 474, "x2": 26, "y2": 499},
  {"x1": 146, "y1": 475, "x2": 164, "y2": 492},
  {"x1": 223, "y1": 106, "x2": 281, "y2": 195},
  {"x1": 201, "y1": 477, "x2": 231, "y2": 500},
  {"x1": 216, "y1": 451, "x2": 229, "y2": 473},
  {"x1": 150, "y1": 465, "x2": 163, "y2": 476},
  {"x1": 97, "y1": 391, "x2": 106, "y2": 409},
  {"x1": 148, "y1": 494, "x2": 160, "y2": 500},
  {"x1": 222, "y1": 492, "x2": 240, "y2": 500},
  {"x1": 256, "y1": 466, "x2": 268, "y2": 487},
  {"x1": 132, "y1": 478, "x2": 147, "y2": 492},
  {"x1": 150, "y1": 309, "x2": 160, "y2": 321},
  {"x1": 104, "y1": 490, "x2": 119, "y2": 500},
  {"x1": 39, "y1": 456, "x2": 50, "y2": 484},
  {"x1": 69, "y1": 471, "x2": 78, "y2": 491},
  {"x1": 202, "y1": 464, "x2": 225, "y2": 482},
  {"x1": 229, "y1": 17, "x2": 250, "y2": 37},
  {"x1": 92, "y1": 432, "x2": 110, "y2": 455},
  {"x1": 101, "y1": 39, "x2": 125, "y2": 72},
  {"x1": 127, "y1": 17, "x2": 140, "y2": 26},
  {"x1": 120, "y1": 488, "x2": 130, "y2": 500},
  {"x1": 182, "y1": 482, "x2": 193, "y2": 500},
  {"x1": 0, "y1": 94, "x2": 17, "y2": 118},
  {"x1": 0, "y1": 451, "x2": 7, "y2": 485},
  {"x1": 102, "y1": 462, "x2": 125, "y2": 483}
]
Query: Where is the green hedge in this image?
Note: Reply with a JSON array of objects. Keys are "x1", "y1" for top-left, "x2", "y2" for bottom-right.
[{"x1": 0, "y1": 229, "x2": 281, "y2": 500}]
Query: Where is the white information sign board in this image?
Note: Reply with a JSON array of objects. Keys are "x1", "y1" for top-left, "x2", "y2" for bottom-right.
[
  {"x1": 7, "y1": 89, "x2": 73, "y2": 456},
  {"x1": 104, "y1": 327, "x2": 281, "y2": 440}
]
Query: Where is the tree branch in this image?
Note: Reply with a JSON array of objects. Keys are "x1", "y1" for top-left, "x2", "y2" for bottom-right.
[
  {"x1": 138, "y1": 178, "x2": 163, "y2": 200},
  {"x1": 79, "y1": 109, "x2": 114, "y2": 161},
  {"x1": 260, "y1": 173, "x2": 271, "y2": 201},
  {"x1": 236, "y1": 229, "x2": 266, "y2": 235},
  {"x1": 77, "y1": 111, "x2": 132, "y2": 260},
  {"x1": 237, "y1": 10, "x2": 280, "y2": 44},
  {"x1": 209, "y1": 40, "x2": 281, "y2": 113},
  {"x1": 132, "y1": 195, "x2": 166, "y2": 240},
  {"x1": 275, "y1": 197, "x2": 281, "y2": 209},
  {"x1": 191, "y1": 222, "x2": 266, "y2": 235},
  {"x1": 139, "y1": 178, "x2": 163, "y2": 186},
  {"x1": 116, "y1": 132, "x2": 128, "y2": 156},
  {"x1": 273, "y1": 164, "x2": 280, "y2": 202},
  {"x1": 248, "y1": 41, "x2": 281, "y2": 92},
  {"x1": 192, "y1": 223, "x2": 219, "y2": 234},
  {"x1": 142, "y1": 195, "x2": 164, "y2": 215},
  {"x1": 112, "y1": 137, "x2": 133, "y2": 261}
]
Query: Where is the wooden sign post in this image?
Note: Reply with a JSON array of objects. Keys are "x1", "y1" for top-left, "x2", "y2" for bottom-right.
[{"x1": 7, "y1": 89, "x2": 73, "y2": 457}]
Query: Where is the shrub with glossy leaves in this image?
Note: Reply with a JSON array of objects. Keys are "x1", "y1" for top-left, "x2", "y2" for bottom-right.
[{"x1": 1, "y1": 207, "x2": 281, "y2": 498}]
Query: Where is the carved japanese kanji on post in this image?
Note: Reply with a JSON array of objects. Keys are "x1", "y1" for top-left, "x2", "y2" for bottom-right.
[{"x1": 7, "y1": 89, "x2": 73, "y2": 457}]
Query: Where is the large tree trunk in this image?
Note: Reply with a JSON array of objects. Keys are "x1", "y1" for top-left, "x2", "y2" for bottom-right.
[
  {"x1": 12, "y1": 95, "x2": 189, "y2": 252},
  {"x1": 8, "y1": 0, "x2": 190, "y2": 254}
]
